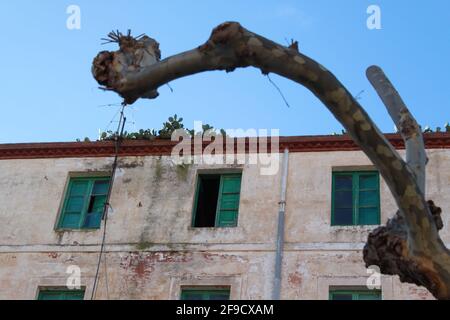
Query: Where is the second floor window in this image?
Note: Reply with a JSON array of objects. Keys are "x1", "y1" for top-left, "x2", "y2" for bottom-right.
[
  {"x1": 331, "y1": 171, "x2": 380, "y2": 226},
  {"x1": 329, "y1": 289, "x2": 381, "y2": 300},
  {"x1": 192, "y1": 173, "x2": 242, "y2": 228},
  {"x1": 57, "y1": 176, "x2": 110, "y2": 230}
]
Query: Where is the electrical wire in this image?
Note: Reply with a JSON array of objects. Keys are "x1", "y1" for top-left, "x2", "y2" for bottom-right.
[
  {"x1": 102, "y1": 105, "x2": 123, "y2": 134},
  {"x1": 267, "y1": 74, "x2": 291, "y2": 108},
  {"x1": 91, "y1": 104, "x2": 127, "y2": 300}
]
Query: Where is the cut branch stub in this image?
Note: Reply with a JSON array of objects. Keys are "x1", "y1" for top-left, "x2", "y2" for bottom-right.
[
  {"x1": 91, "y1": 21, "x2": 450, "y2": 299},
  {"x1": 92, "y1": 32, "x2": 161, "y2": 104}
]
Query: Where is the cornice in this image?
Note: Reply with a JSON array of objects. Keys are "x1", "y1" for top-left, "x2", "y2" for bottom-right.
[{"x1": 0, "y1": 133, "x2": 449, "y2": 160}]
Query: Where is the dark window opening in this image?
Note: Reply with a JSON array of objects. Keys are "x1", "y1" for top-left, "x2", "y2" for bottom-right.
[{"x1": 194, "y1": 175, "x2": 221, "y2": 227}]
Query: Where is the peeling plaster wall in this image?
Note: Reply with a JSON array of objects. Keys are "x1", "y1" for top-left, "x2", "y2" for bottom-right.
[{"x1": 0, "y1": 149, "x2": 448, "y2": 300}]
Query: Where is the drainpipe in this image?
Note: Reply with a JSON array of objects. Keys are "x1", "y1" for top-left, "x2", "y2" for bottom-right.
[{"x1": 273, "y1": 148, "x2": 289, "y2": 300}]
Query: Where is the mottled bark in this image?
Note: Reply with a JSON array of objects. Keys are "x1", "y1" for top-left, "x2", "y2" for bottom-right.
[
  {"x1": 92, "y1": 22, "x2": 450, "y2": 299},
  {"x1": 364, "y1": 200, "x2": 445, "y2": 297},
  {"x1": 366, "y1": 66, "x2": 427, "y2": 194},
  {"x1": 363, "y1": 66, "x2": 449, "y2": 299}
]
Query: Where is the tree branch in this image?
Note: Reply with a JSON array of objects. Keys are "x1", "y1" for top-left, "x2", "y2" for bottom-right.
[
  {"x1": 92, "y1": 22, "x2": 450, "y2": 299},
  {"x1": 366, "y1": 66, "x2": 427, "y2": 194}
]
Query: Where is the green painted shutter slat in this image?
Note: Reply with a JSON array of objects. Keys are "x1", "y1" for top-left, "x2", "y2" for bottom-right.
[
  {"x1": 219, "y1": 194, "x2": 240, "y2": 209},
  {"x1": 359, "y1": 190, "x2": 378, "y2": 206},
  {"x1": 70, "y1": 181, "x2": 90, "y2": 196},
  {"x1": 216, "y1": 175, "x2": 241, "y2": 227},
  {"x1": 60, "y1": 180, "x2": 90, "y2": 228},
  {"x1": 38, "y1": 290, "x2": 85, "y2": 300},
  {"x1": 358, "y1": 207, "x2": 379, "y2": 225},
  {"x1": 359, "y1": 174, "x2": 378, "y2": 189}
]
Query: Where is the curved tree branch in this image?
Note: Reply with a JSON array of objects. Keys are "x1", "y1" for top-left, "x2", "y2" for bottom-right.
[{"x1": 92, "y1": 22, "x2": 450, "y2": 299}]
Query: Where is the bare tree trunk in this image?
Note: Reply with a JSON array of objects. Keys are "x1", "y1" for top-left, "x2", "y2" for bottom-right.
[{"x1": 92, "y1": 22, "x2": 450, "y2": 299}]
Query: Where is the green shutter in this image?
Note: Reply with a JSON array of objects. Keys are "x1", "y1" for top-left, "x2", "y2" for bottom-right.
[
  {"x1": 60, "y1": 180, "x2": 90, "y2": 228},
  {"x1": 38, "y1": 289, "x2": 85, "y2": 300},
  {"x1": 358, "y1": 292, "x2": 381, "y2": 300},
  {"x1": 357, "y1": 173, "x2": 380, "y2": 225},
  {"x1": 216, "y1": 174, "x2": 241, "y2": 227},
  {"x1": 332, "y1": 174, "x2": 354, "y2": 225},
  {"x1": 58, "y1": 177, "x2": 110, "y2": 230},
  {"x1": 332, "y1": 171, "x2": 380, "y2": 226},
  {"x1": 82, "y1": 180, "x2": 109, "y2": 229},
  {"x1": 181, "y1": 288, "x2": 230, "y2": 300},
  {"x1": 329, "y1": 290, "x2": 381, "y2": 300},
  {"x1": 329, "y1": 292, "x2": 353, "y2": 300}
]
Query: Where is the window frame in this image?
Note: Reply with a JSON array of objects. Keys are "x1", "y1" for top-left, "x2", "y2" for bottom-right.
[
  {"x1": 329, "y1": 289, "x2": 381, "y2": 300},
  {"x1": 331, "y1": 171, "x2": 380, "y2": 226},
  {"x1": 57, "y1": 176, "x2": 110, "y2": 230},
  {"x1": 191, "y1": 173, "x2": 242, "y2": 228}
]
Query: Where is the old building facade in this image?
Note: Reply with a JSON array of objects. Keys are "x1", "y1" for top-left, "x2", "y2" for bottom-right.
[{"x1": 0, "y1": 133, "x2": 449, "y2": 300}]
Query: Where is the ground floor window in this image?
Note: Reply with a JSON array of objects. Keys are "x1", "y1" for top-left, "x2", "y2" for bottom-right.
[
  {"x1": 37, "y1": 288, "x2": 85, "y2": 300},
  {"x1": 329, "y1": 288, "x2": 381, "y2": 300},
  {"x1": 180, "y1": 287, "x2": 231, "y2": 300}
]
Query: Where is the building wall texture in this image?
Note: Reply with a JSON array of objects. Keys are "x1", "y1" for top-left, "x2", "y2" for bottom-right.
[{"x1": 0, "y1": 139, "x2": 449, "y2": 300}]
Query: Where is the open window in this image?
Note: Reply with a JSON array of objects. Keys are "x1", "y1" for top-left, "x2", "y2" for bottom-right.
[
  {"x1": 192, "y1": 173, "x2": 242, "y2": 228},
  {"x1": 57, "y1": 176, "x2": 110, "y2": 230}
]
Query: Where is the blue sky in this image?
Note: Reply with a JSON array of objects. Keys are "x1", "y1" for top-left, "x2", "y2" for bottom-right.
[{"x1": 0, "y1": 0, "x2": 449, "y2": 143}]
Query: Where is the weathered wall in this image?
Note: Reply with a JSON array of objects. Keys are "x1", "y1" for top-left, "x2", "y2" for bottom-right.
[{"x1": 0, "y1": 148, "x2": 448, "y2": 300}]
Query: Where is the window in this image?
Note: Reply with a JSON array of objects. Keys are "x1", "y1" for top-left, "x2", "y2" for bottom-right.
[
  {"x1": 329, "y1": 289, "x2": 381, "y2": 300},
  {"x1": 331, "y1": 171, "x2": 380, "y2": 226},
  {"x1": 192, "y1": 173, "x2": 242, "y2": 228},
  {"x1": 37, "y1": 289, "x2": 85, "y2": 300},
  {"x1": 180, "y1": 287, "x2": 230, "y2": 300},
  {"x1": 57, "y1": 176, "x2": 110, "y2": 230}
]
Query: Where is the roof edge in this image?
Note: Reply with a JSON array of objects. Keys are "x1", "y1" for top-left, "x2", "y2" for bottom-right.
[{"x1": 0, "y1": 133, "x2": 449, "y2": 160}]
